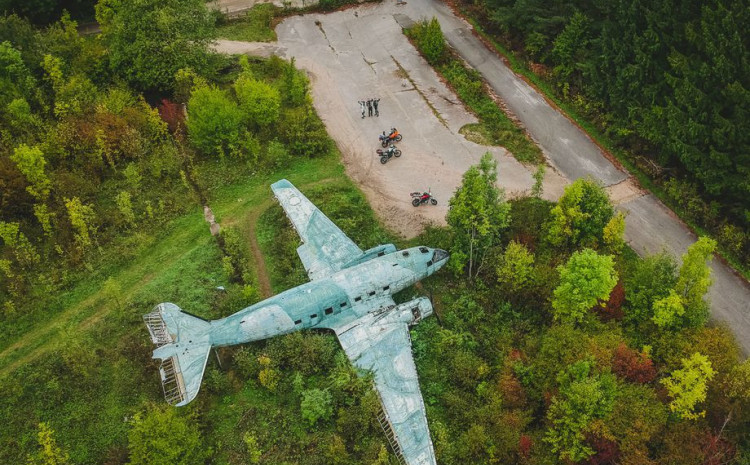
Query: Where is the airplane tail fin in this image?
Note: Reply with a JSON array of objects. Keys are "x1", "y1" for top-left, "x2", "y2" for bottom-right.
[{"x1": 143, "y1": 303, "x2": 212, "y2": 406}]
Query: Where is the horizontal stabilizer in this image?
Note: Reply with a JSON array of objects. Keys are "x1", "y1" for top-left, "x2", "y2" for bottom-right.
[{"x1": 143, "y1": 303, "x2": 212, "y2": 406}]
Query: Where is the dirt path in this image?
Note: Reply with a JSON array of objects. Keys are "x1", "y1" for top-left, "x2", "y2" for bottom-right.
[{"x1": 245, "y1": 199, "x2": 274, "y2": 299}]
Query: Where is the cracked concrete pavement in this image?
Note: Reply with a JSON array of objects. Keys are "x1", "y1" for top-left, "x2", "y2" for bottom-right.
[
  {"x1": 216, "y1": 5, "x2": 567, "y2": 236},
  {"x1": 213, "y1": 0, "x2": 750, "y2": 354}
]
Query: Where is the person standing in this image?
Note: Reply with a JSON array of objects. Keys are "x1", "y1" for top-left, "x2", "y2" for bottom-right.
[
  {"x1": 358, "y1": 100, "x2": 365, "y2": 119},
  {"x1": 367, "y1": 99, "x2": 373, "y2": 117},
  {"x1": 373, "y1": 98, "x2": 380, "y2": 117}
]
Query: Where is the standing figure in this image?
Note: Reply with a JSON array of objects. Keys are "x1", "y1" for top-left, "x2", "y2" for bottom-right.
[
  {"x1": 373, "y1": 98, "x2": 380, "y2": 117},
  {"x1": 367, "y1": 99, "x2": 373, "y2": 117},
  {"x1": 358, "y1": 100, "x2": 365, "y2": 119}
]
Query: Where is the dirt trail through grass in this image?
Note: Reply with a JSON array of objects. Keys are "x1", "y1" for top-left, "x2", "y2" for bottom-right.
[
  {"x1": 0, "y1": 230, "x2": 206, "y2": 378},
  {"x1": 246, "y1": 199, "x2": 274, "y2": 299},
  {"x1": 0, "y1": 176, "x2": 342, "y2": 377}
]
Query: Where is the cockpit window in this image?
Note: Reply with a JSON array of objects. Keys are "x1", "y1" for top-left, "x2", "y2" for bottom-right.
[
  {"x1": 419, "y1": 247, "x2": 429, "y2": 254},
  {"x1": 432, "y1": 249, "x2": 449, "y2": 263}
]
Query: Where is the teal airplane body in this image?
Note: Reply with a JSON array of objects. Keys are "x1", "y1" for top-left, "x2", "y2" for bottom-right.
[{"x1": 144, "y1": 180, "x2": 448, "y2": 465}]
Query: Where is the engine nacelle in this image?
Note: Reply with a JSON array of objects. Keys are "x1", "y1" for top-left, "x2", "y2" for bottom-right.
[{"x1": 388, "y1": 297, "x2": 433, "y2": 326}]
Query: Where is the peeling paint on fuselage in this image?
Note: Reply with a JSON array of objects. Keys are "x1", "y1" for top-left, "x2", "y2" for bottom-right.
[{"x1": 209, "y1": 246, "x2": 440, "y2": 347}]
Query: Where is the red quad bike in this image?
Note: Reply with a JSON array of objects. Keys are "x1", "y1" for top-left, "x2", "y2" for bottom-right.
[
  {"x1": 411, "y1": 191, "x2": 437, "y2": 206},
  {"x1": 376, "y1": 145, "x2": 401, "y2": 164},
  {"x1": 379, "y1": 128, "x2": 402, "y2": 147}
]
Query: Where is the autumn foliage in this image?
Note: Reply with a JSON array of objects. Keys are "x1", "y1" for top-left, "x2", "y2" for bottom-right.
[
  {"x1": 598, "y1": 280, "x2": 625, "y2": 321},
  {"x1": 612, "y1": 343, "x2": 657, "y2": 384},
  {"x1": 584, "y1": 435, "x2": 620, "y2": 465},
  {"x1": 157, "y1": 99, "x2": 185, "y2": 133},
  {"x1": 518, "y1": 434, "x2": 532, "y2": 460}
]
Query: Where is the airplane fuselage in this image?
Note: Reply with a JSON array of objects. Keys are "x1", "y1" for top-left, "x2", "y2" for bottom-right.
[{"x1": 209, "y1": 246, "x2": 445, "y2": 347}]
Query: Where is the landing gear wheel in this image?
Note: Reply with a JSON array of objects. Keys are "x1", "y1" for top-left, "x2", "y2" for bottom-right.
[
  {"x1": 412, "y1": 198, "x2": 420, "y2": 207},
  {"x1": 394, "y1": 149, "x2": 402, "y2": 157},
  {"x1": 431, "y1": 198, "x2": 437, "y2": 205},
  {"x1": 380, "y1": 156, "x2": 388, "y2": 164}
]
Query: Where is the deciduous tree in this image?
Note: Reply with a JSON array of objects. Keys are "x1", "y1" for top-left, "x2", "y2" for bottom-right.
[
  {"x1": 26, "y1": 422, "x2": 70, "y2": 465},
  {"x1": 234, "y1": 73, "x2": 281, "y2": 128},
  {"x1": 447, "y1": 152, "x2": 511, "y2": 278},
  {"x1": 661, "y1": 352, "x2": 715, "y2": 420},
  {"x1": 96, "y1": 0, "x2": 215, "y2": 92},
  {"x1": 612, "y1": 343, "x2": 656, "y2": 384},
  {"x1": 64, "y1": 197, "x2": 96, "y2": 252},
  {"x1": 624, "y1": 251, "x2": 677, "y2": 326},
  {"x1": 300, "y1": 388, "x2": 333, "y2": 426},
  {"x1": 545, "y1": 360, "x2": 617, "y2": 462},
  {"x1": 674, "y1": 237, "x2": 715, "y2": 328},
  {"x1": 10, "y1": 144, "x2": 50, "y2": 201},
  {"x1": 496, "y1": 240, "x2": 534, "y2": 292},
  {"x1": 546, "y1": 178, "x2": 613, "y2": 249},
  {"x1": 186, "y1": 85, "x2": 243, "y2": 158},
  {"x1": 127, "y1": 405, "x2": 207, "y2": 465},
  {"x1": 603, "y1": 211, "x2": 626, "y2": 255},
  {"x1": 115, "y1": 191, "x2": 135, "y2": 228},
  {"x1": 552, "y1": 249, "x2": 617, "y2": 324},
  {"x1": 0, "y1": 221, "x2": 39, "y2": 267}
]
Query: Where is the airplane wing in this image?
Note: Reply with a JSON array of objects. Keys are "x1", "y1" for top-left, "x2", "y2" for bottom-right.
[
  {"x1": 271, "y1": 179, "x2": 363, "y2": 280},
  {"x1": 334, "y1": 309, "x2": 437, "y2": 465}
]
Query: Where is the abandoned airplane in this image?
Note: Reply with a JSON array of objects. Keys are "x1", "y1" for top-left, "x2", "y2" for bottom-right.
[{"x1": 143, "y1": 179, "x2": 448, "y2": 465}]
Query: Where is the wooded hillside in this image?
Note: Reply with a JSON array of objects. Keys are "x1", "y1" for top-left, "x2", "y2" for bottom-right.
[{"x1": 462, "y1": 0, "x2": 749, "y2": 267}]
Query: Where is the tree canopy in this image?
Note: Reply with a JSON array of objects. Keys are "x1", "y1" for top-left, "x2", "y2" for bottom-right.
[
  {"x1": 96, "y1": 0, "x2": 215, "y2": 91},
  {"x1": 546, "y1": 178, "x2": 613, "y2": 250},
  {"x1": 447, "y1": 152, "x2": 511, "y2": 278},
  {"x1": 552, "y1": 248, "x2": 618, "y2": 324}
]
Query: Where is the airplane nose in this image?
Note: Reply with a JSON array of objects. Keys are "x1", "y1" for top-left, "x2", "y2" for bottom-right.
[{"x1": 432, "y1": 249, "x2": 449, "y2": 263}]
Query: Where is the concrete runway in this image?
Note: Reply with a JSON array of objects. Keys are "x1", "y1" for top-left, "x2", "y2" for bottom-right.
[{"x1": 214, "y1": 0, "x2": 750, "y2": 354}]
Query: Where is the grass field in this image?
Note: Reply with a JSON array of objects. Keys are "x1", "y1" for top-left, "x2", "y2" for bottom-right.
[{"x1": 0, "y1": 151, "x2": 410, "y2": 464}]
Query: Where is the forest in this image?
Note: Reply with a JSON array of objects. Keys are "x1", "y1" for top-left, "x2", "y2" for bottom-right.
[
  {"x1": 1, "y1": 0, "x2": 749, "y2": 464},
  {"x1": 455, "y1": 0, "x2": 749, "y2": 271}
]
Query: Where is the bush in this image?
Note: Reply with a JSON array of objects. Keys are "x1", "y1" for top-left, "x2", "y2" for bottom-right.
[
  {"x1": 233, "y1": 73, "x2": 280, "y2": 128},
  {"x1": 186, "y1": 85, "x2": 243, "y2": 157},
  {"x1": 280, "y1": 107, "x2": 331, "y2": 158},
  {"x1": 407, "y1": 18, "x2": 446, "y2": 65}
]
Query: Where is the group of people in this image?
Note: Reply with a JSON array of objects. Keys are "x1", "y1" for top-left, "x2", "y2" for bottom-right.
[{"x1": 358, "y1": 98, "x2": 380, "y2": 118}]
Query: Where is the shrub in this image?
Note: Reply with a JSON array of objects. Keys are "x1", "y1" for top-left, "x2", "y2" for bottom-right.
[{"x1": 186, "y1": 85, "x2": 243, "y2": 157}]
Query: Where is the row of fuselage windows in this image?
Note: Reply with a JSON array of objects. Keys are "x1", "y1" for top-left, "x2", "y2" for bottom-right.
[{"x1": 293, "y1": 285, "x2": 392, "y2": 325}]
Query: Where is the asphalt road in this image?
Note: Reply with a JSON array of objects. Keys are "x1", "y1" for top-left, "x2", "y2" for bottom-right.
[
  {"x1": 215, "y1": 0, "x2": 750, "y2": 354},
  {"x1": 396, "y1": 0, "x2": 750, "y2": 354}
]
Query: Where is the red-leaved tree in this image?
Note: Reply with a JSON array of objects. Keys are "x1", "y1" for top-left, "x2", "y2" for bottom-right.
[
  {"x1": 584, "y1": 435, "x2": 620, "y2": 465},
  {"x1": 612, "y1": 343, "x2": 657, "y2": 384},
  {"x1": 598, "y1": 280, "x2": 625, "y2": 321},
  {"x1": 518, "y1": 434, "x2": 533, "y2": 460},
  {"x1": 157, "y1": 99, "x2": 185, "y2": 133}
]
